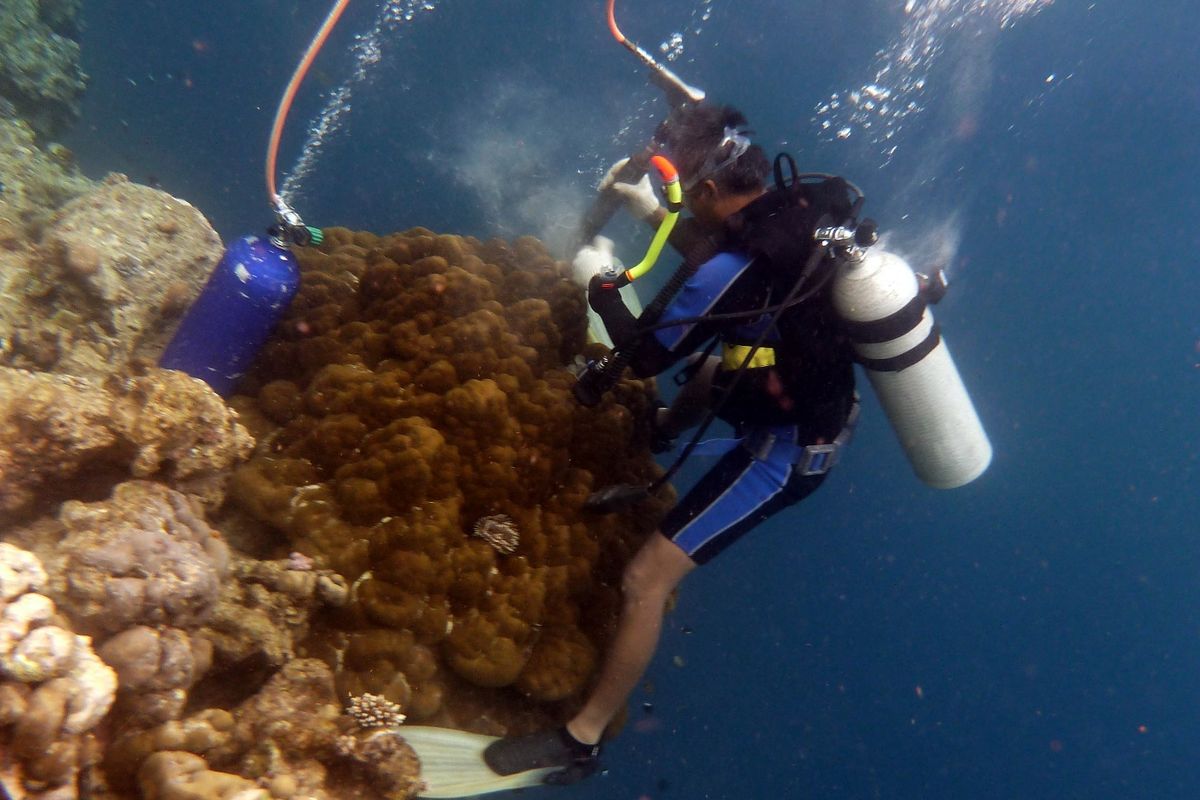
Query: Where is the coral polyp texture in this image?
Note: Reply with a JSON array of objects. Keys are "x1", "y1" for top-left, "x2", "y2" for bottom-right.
[{"x1": 230, "y1": 227, "x2": 672, "y2": 734}]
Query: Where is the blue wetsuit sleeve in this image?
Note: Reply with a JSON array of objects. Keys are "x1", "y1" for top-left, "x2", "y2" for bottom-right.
[{"x1": 628, "y1": 251, "x2": 754, "y2": 377}]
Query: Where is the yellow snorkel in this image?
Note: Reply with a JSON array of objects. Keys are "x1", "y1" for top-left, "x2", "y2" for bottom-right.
[{"x1": 596, "y1": 155, "x2": 683, "y2": 290}]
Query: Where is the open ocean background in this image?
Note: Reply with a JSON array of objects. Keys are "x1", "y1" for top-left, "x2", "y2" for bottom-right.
[{"x1": 64, "y1": 1, "x2": 1198, "y2": 798}]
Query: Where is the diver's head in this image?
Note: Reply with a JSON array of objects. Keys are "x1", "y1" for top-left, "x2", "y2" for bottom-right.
[{"x1": 659, "y1": 104, "x2": 769, "y2": 228}]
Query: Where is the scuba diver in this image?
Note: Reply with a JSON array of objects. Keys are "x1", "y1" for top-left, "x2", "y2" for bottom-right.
[{"x1": 481, "y1": 102, "x2": 864, "y2": 784}]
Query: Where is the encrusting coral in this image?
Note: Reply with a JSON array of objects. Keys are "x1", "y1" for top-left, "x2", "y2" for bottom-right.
[
  {"x1": 0, "y1": 365, "x2": 253, "y2": 526},
  {"x1": 109, "y1": 659, "x2": 422, "y2": 800},
  {"x1": 9, "y1": 480, "x2": 231, "y2": 740},
  {"x1": 201, "y1": 552, "x2": 349, "y2": 689},
  {"x1": 229, "y1": 227, "x2": 673, "y2": 736}
]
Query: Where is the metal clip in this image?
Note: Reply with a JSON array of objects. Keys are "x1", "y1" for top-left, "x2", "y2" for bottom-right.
[
  {"x1": 798, "y1": 443, "x2": 839, "y2": 476},
  {"x1": 814, "y1": 225, "x2": 856, "y2": 246}
]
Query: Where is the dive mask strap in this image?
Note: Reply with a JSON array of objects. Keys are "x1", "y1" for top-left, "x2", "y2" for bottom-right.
[{"x1": 681, "y1": 126, "x2": 752, "y2": 192}]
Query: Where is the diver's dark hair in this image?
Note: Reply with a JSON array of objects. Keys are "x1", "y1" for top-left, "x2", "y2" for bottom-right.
[{"x1": 658, "y1": 104, "x2": 769, "y2": 194}]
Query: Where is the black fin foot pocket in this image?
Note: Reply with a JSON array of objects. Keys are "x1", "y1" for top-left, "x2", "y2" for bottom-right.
[{"x1": 483, "y1": 726, "x2": 601, "y2": 785}]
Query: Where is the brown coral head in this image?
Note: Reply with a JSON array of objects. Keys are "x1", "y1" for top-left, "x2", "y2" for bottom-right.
[{"x1": 471, "y1": 514, "x2": 519, "y2": 555}]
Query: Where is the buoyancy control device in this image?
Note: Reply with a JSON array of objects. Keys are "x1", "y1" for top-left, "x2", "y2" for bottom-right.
[{"x1": 721, "y1": 155, "x2": 993, "y2": 488}]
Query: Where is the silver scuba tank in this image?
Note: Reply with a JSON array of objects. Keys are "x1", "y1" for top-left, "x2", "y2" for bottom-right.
[{"x1": 831, "y1": 244, "x2": 992, "y2": 488}]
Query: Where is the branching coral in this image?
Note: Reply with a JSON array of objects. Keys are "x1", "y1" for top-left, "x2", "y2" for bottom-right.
[{"x1": 347, "y1": 693, "x2": 406, "y2": 729}]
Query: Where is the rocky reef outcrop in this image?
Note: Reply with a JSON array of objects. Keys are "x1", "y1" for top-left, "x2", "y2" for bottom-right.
[
  {"x1": 0, "y1": 0, "x2": 86, "y2": 139},
  {"x1": 0, "y1": 174, "x2": 224, "y2": 379},
  {"x1": 0, "y1": 366, "x2": 254, "y2": 526}
]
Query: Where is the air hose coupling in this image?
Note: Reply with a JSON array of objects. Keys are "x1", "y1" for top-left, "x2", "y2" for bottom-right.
[{"x1": 269, "y1": 196, "x2": 324, "y2": 248}]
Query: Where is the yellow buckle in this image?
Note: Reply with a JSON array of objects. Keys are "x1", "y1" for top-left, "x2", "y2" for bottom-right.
[{"x1": 722, "y1": 344, "x2": 776, "y2": 371}]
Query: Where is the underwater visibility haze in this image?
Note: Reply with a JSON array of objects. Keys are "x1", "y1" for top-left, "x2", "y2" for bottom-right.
[{"x1": 0, "y1": 0, "x2": 1197, "y2": 798}]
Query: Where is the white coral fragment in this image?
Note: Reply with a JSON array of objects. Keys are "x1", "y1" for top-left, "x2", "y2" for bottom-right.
[
  {"x1": 0, "y1": 544, "x2": 117, "y2": 734},
  {"x1": 348, "y1": 692, "x2": 406, "y2": 728},
  {"x1": 3, "y1": 624, "x2": 77, "y2": 682},
  {"x1": 0, "y1": 541, "x2": 47, "y2": 601},
  {"x1": 472, "y1": 514, "x2": 519, "y2": 555}
]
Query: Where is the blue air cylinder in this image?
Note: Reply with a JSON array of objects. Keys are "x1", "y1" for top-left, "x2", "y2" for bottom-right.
[{"x1": 160, "y1": 235, "x2": 300, "y2": 396}]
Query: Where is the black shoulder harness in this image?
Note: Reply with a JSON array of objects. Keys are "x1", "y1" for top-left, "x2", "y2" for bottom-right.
[{"x1": 724, "y1": 154, "x2": 861, "y2": 294}]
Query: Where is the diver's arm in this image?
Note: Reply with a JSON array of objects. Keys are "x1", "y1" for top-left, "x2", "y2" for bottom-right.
[
  {"x1": 626, "y1": 250, "x2": 753, "y2": 377},
  {"x1": 628, "y1": 333, "x2": 679, "y2": 377},
  {"x1": 588, "y1": 275, "x2": 640, "y2": 349},
  {"x1": 644, "y1": 206, "x2": 668, "y2": 228},
  {"x1": 587, "y1": 276, "x2": 680, "y2": 377},
  {"x1": 588, "y1": 279, "x2": 715, "y2": 380}
]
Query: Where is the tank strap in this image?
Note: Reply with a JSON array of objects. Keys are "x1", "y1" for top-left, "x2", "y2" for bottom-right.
[
  {"x1": 857, "y1": 324, "x2": 941, "y2": 373},
  {"x1": 741, "y1": 398, "x2": 860, "y2": 474},
  {"x1": 842, "y1": 294, "x2": 927, "y2": 344}
]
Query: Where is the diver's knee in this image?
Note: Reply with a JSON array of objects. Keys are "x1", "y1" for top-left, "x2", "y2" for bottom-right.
[
  {"x1": 620, "y1": 537, "x2": 689, "y2": 607},
  {"x1": 620, "y1": 559, "x2": 662, "y2": 607}
]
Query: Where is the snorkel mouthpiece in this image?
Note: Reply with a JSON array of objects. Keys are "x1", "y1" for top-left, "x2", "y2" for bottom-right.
[{"x1": 649, "y1": 154, "x2": 679, "y2": 184}]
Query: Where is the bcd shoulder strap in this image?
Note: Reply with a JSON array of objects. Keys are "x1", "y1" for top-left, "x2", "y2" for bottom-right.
[{"x1": 726, "y1": 153, "x2": 857, "y2": 295}]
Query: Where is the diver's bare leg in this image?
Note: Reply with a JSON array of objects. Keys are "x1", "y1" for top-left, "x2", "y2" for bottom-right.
[{"x1": 566, "y1": 532, "x2": 696, "y2": 745}]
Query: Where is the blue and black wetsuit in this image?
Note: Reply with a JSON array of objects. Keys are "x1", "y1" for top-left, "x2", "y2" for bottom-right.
[{"x1": 590, "y1": 212, "x2": 857, "y2": 564}]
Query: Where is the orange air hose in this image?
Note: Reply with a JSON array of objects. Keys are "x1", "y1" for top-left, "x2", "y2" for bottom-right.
[
  {"x1": 607, "y1": 0, "x2": 626, "y2": 43},
  {"x1": 265, "y1": 0, "x2": 353, "y2": 205}
]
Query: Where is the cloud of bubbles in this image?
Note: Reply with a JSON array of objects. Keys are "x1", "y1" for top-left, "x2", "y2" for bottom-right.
[
  {"x1": 815, "y1": 0, "x2": 1053, "y2": 272},
  {"x1": 440, "y1": 77, "x2": 602, "y2": 257},
  {"x1": 280, "y1": 0, "x2": 437, "y2": 206},
  {"x1": 814, "y1": 0, "x2": 1053, "y2": 164}
]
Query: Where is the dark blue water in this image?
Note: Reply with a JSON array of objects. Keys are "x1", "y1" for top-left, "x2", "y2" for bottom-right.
[{"x1": 66, "y1": 1, "x2": 1200, "y2": 798}]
